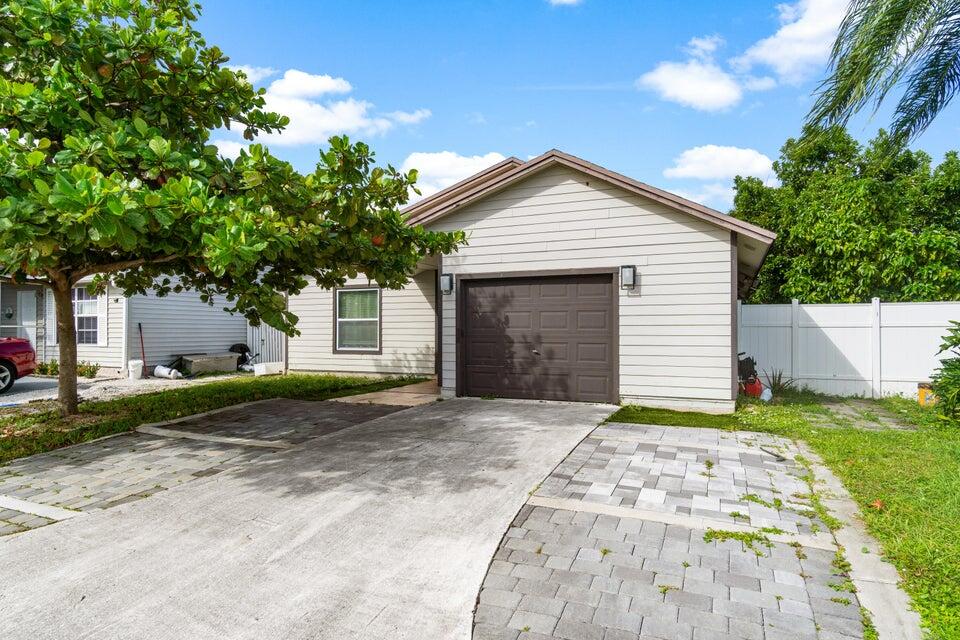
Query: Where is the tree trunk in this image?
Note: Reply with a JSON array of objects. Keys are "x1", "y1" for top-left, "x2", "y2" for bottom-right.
[{"x1": 51, "y1": 282, "x2": 79, "y2": 416}]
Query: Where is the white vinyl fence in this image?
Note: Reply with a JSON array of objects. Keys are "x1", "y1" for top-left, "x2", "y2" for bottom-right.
[
  {"x1": 738, "y1": 299, "x2": 959, "y2": 398},
  {"x1": 246, "y1": 322, "x2": 286, "y2": 367}
]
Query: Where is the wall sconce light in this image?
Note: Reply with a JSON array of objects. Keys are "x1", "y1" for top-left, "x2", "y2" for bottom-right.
[
  {"x1": 439, "y1": 273, "x2": 454, "y2": 295},
  {"x1": 620, "y1": 265, "x2": 637, "y2": 289}
]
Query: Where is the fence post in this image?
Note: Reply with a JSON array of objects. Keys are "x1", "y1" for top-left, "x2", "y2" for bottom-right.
[
  {"x1": 871, "y1": 297, "x2": 881, "y2": 398},
  {"x1": 791, "y1": 299, "x2": 800, "y2": 384}
]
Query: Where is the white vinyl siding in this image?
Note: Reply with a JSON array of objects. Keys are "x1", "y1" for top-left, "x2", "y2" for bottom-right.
[
  {"x1": 429, "y1": 165, "x2": 734, "y2": 408},
  {"x1": 126, "y1": 286, "x2": 248, "y2": 369},
  {"x1": 43, "y1": 285, "x2": 124, "y2": 368},
  {"x1": 287, "y1": 270, "x2": 436, "y2": 376}
]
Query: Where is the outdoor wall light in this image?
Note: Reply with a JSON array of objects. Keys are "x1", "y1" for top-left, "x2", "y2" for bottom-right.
[
  {"x1": 620, "y1": 265, "x2": 637, "y2": 289},
  {"x1": 440, "y1": 273, "x2": 454, "y2": 295}
]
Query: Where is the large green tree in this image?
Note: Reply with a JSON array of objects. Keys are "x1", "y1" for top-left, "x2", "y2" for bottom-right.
[
  {"x1": 0, "y1": 0, "x2": 463, "y2": 414},
  {"x1": 808, "y1": 0, "x2": 960, "y2": 141},
  {"x1": 732, "y1": 127, "x2": 960, "y2": 303}
]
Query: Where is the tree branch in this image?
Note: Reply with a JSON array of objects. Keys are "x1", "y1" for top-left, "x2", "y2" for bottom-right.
[{"x1": 72, "y1": 255, "x2": 180, "y2": 282}]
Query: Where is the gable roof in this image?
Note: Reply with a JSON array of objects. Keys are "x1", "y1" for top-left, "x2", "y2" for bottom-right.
[
  {"x1": 405, "y1": 149, "x2": 775, "y2": 246},
  {"x1": 402, "y1": 156, "x2": 524, "y2": 221}
]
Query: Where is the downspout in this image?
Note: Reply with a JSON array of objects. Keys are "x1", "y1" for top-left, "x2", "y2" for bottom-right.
[
  {"x1": 120, "y1": 293, "x2": 130, "y2": 376},
  {"x1": 283, "y1": 292, "x2": 290, "y2": 374},
  {"x1": 436, "y1": 254, "x2": 442, "y2": 386}
]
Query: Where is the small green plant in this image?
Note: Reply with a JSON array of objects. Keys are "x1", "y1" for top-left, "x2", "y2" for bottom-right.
[
  {"x1": 600, "y1": 547, "x2": 611, "y2": 557},
  {"x1": 831, "y1": 596, "x2": 852, "y2": 605},
  {"x1": 703, "y1": 528, "x2": 773, "y2": 556},
  {"x1": 658, "y1": 585, "x2": 674, "y2": 595},
  {"x1": 741, "y1": 493, "x2": 783, "y2": 510},
  {"x1": 681, "y1": 561, "x2": 690, "y2": 568},
  {"x1": 535, "y1": 545, "x2": 543, "y2": 555},
  {"x1": 789, "y1": 541, "x2": 807, "y2": 560},
  {"x1": 729, "y1": 511, "x2": 749, "y2": 521},
  {"x1": 932, "y1": 321, "x2": 960, "y2": 418},
  {"x1": 763, "y1": 368, "x2": 797, "y2": 395},
  {"x1": 34, "y1": 360, "x2": 59, "y2": 376},
  {"x1": 76, "y1": 361, "x2": 100, "y2": 379}
]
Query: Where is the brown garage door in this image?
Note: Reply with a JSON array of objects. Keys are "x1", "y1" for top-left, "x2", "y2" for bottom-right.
[{"x1": 460, "y1": 273, "x2": 616, "y2": 403}]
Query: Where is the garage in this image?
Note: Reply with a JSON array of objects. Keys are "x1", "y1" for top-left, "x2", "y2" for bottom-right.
[{"x1": 459, "y1": 272, "x2": 617, "y2": 403}]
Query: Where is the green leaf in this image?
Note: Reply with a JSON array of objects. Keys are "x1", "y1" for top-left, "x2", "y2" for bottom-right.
[
  {"x1": 33, "y1": 179, "x2": 51, "y2": 195},
  {"x1": 26, "y1": 150, "x2": 45, "y2": 167},
  {"x1": 133, "y1": 117, "x2": 149, "y2": 137}
]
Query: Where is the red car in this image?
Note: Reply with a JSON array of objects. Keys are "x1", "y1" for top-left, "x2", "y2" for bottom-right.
[{"x1": 0, "y1": 337, "x2": 37, "y2": 394}]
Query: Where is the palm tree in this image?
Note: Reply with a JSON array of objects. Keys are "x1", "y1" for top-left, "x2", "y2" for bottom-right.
[{"x1": 807, "y1": 0, "x2": 960, "y2": 141}]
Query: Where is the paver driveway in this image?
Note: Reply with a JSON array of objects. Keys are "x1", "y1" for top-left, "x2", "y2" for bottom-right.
[
  {"x1": 0, "y1": 398, "x2": 612, "y2": 639},
  {"x1": 474, "y1": 422, "x2": 874, "y2": 640}
]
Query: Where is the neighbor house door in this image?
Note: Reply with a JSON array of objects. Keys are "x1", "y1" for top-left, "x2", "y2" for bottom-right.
[{"x1": 16, "y1": 290, "x2": 37, "y2": 346}]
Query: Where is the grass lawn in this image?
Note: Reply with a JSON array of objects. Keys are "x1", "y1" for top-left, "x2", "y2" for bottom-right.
[
  {"x1": 0, "y1": 374, "x2": 423, "y2": 465},
  {"x1": 608, "y1": 394, "x2": 960, "y2": 639}
]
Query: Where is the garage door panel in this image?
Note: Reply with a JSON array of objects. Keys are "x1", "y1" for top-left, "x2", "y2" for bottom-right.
[
  {"x1": 462, "y1": 273, "x2": 615, "y2": 403},
  {"x1": 539, "y1": 310, "x2": 569, "y2": 330},
  {"x1": 576, "y1": 310, "x2": 609, "y2": 331}
]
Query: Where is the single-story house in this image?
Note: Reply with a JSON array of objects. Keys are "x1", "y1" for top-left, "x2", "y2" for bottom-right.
[
  {"x1": 0, "y1": 277, "x2": 248, "y2": 375},
  {"x1": 288, "y1": 150, "x2": 775, "y2": 412}
]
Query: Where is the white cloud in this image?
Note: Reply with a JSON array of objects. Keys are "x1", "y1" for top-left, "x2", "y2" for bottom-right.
[
  {"x1": 216, "y1": 69, "x2": 431, "y2": 147},
  {"x1": 731, "y1": 0, "x2": 847, "y2": 84},
  {"x1": 401, "y1": 151, "x2": 507, "y2": 201},
  {"x1": 547, "y1": 0, "x2": 583, "y2": 5},
  {"x1": 259, "y1": 95, "x2": 393, "y2": 145},
  {"x1": 211, "y1": 139, "x2": 249, "y2": 160},
  {"x1": 672, "y1": 182, "x2": 737, "y2": 210},
  {"x1": 267, "y1": 69, "x2": 352, "y2": 98},
  {"x1": 664, "y1": 145, "x2": 775, "y2": 182},
  {"x1": 686, "y1": 35, "x2": 724, "y2": 58},
  {"x1": 228, "y1": 65, "x2": 277, "y2": 84},
  {"x1": 386, "y1": 108, "x2": 432, "y2": 125},
  {"x1": 742, "y1": 75, "x2": 777, "y2": 91},
  {"x1": 638, "y1": 59, "x2": 743, "y2": 111}
]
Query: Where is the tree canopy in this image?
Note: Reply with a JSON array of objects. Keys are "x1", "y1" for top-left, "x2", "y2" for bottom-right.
[
  {"x1": 732, "y1": 126, "x2": 960, "y2": 304},
  {"x1": 0, "y1": 0, "x2": 464, "y2": 413},
  {"x1": 807, "y1": 0, "x2": 960, "y2": 142}
]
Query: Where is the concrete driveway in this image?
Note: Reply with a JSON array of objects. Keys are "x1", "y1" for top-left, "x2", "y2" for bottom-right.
[{"x1": 0, "y1": 398, "x2": 613, "y2": 639}]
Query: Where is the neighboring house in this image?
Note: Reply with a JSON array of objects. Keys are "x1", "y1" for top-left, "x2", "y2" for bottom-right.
[
  {"x1": 0, "y1": 277, "x2": 248, "y2": 375},
  {"x1": 288, "y1": 150, "x2": 775, "y2": 412}
]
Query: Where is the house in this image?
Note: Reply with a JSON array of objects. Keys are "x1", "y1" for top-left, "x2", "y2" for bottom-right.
[
  {"x1": 287, "y1": 150, "x2": 775, "y2": 412},
  {"x1": 288, "y1": 151, "x2": 775, "y2": 411},
  {"x1": 0, "y1": 277, "x2": 249, "y2": 375}
]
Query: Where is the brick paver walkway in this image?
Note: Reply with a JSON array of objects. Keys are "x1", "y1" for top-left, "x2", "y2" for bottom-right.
[
  {"x1": 474, "y1": 422, "x2": 865, "y2": 640},
  {"x1": 0, "y1": 399, "x2": 402, "y2": 536}
]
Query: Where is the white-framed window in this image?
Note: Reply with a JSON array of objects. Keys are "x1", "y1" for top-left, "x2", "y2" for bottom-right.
[
  {"x1": 335, "y1": 288, "x2": 380, "y2": 352},
  {"x1": 73, "y1": 287, "x2": 99, "y2": 345}
]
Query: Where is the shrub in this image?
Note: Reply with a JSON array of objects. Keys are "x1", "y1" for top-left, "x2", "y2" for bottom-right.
[
  {"x1": 34, "y1": 360, "x2": 98, "y2": 379},
  {"x1": 77, "y1": 361, "x2": 100, "y2": 379},
  {"x1": 763, "y1": 369, "x2": 796, "y2": 395},
  {"x1": 932, "y1": 321, "x2": 960, "y2": 418},
  {"x1": 34, "y1": 360, "x2": 59, "y2": 376}
]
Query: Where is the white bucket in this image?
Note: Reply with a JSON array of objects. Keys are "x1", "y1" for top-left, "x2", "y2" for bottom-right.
[
  {"x1": 153, "y1": 364, "x2": 182, "y2": 380},
  {"x1": 127, "y1": 359, "x2": 144, "y2": 380}
]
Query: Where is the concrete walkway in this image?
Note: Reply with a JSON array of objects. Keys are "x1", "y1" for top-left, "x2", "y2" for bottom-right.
[{"x1": 0, "y1": 398, "x2": 613, "y2": 639}]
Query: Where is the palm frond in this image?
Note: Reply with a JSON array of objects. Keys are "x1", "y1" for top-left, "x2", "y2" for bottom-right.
[{"x1": 806, "y1": 0, "x2": 960, "y2": 141}]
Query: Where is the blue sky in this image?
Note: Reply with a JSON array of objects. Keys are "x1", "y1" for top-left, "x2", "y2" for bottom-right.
[{"x1": 199, "y1": 0, "x2": 959, "y2": 210}]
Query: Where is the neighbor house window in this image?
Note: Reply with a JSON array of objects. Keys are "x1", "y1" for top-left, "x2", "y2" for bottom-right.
[
  {"x1": 73, "y1": 287, "x2": 98, "y2": 345},
  {"x1": 335, "y1": 288, "x2": 380, "y2": 352}
]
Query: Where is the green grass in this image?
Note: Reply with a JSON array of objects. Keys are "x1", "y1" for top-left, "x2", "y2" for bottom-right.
[
  {"x1": 613, "y1": 392, "x2": 960, "y2": 639},
  {"x1": 0, "y1": 374, "x2": 423, "y2": 465},
  {"x1": 608, "y1": 404, "x2": 739, "y2": 429}
]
